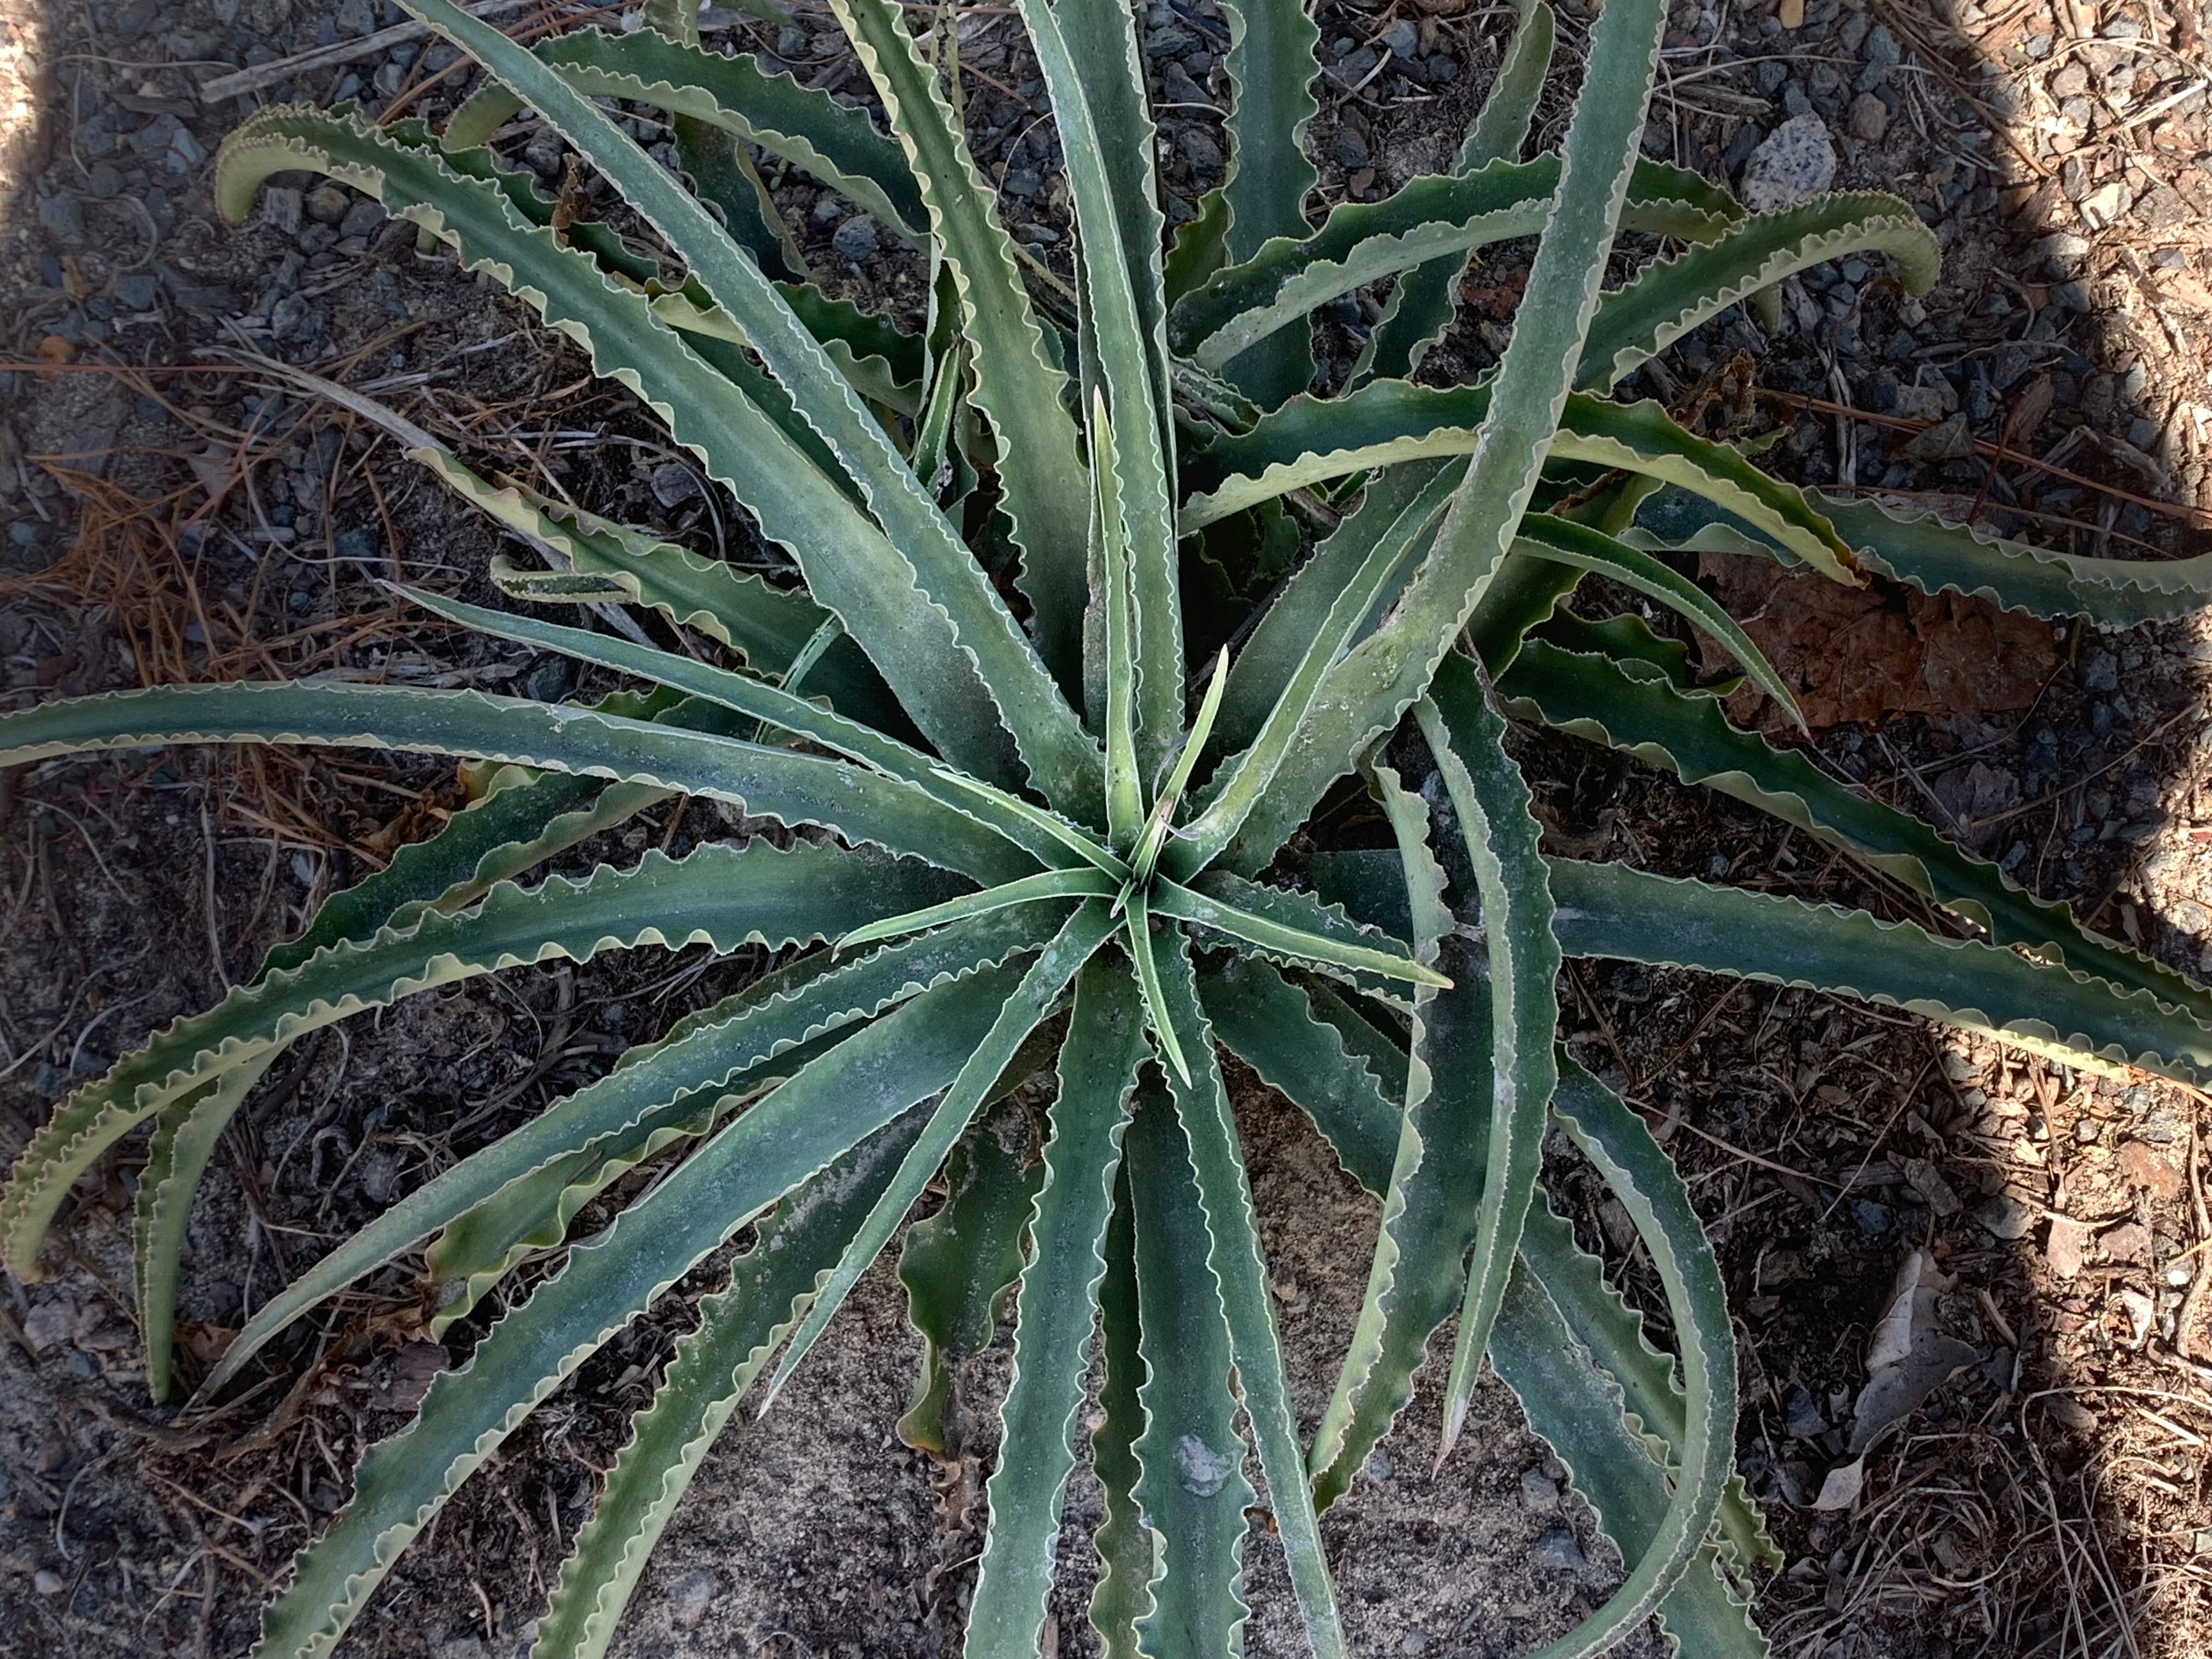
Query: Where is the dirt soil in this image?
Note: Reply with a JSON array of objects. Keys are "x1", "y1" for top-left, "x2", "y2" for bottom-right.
[{"x1": 3, "y1": 0, "x2": 2212, "y2": 1655}]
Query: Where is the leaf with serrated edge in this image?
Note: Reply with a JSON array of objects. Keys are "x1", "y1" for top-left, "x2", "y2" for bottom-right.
[
  {"x1": 1154, "y1": 936, "x2": 1347, "y2": 1658},
  {"x1": 1576, "y1": 193, "x2": 1938, "y2": 391},
  {"x1": 1307, "y1": 761, "x2": 1477, "y2": 1506},
  {"x1": 1216, "y1": 0, "x2": 1319, "y2": 403},
  {"x1": 758, "y1": 902, "x2": 1118, "y2": 1407},
  {"x1": 1483, "y1": 1056, "x2": 1737, "y2": 1656},
  {"x1": 254, "y1": 964, "x2": 1028, "y2": 1659},
  {"x1": 1088, "y1": 1161, "x2": 1154, "y2": 1658},
  {"x1": 1018, "y1": 0, "x2": 1184, "y2": 780},
  {"x1": 1, "y1": 837, "x2": 963, "y2": 1284},
  {"x1": 829, "y1": 0, "x2": 1092, "y2": 687},
  {"x1": 1548, "y1": 858, "x2": 2212, "y2": 1082},
  {"x1": 199, "y1": 905, "x2": 1063, "y2": 1396},
  {"x1": 1420, "y1": 652, "x2": 1561, "y2": 1457},
  {"x1": 966, "y1": 960, "x2": 1148, "y2": 1653},
  {"x1": 213, "y1": 103, "x2": 1033, "y2": 792},
  {"x1": 896, "y1": 1097, "x2": 1043, "y2": 1457},
  {"x1": 531, "y1": 1112, "x2": 927, "y2": 1659},
  {"x1": 533, "y1": 25, "x2": 926, "y2": 235},
  {"x1": 1499, "y1": 624, "x2": 2212, "y2": 1024}
]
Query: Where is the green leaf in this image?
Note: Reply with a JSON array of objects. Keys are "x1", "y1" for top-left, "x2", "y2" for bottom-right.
[
  {"x1": 1172, "y1": 156, "x2": 1736, "y2": 374},
  {"x1": 1513, "y1": 514, "x2": 1804, "y2": 727},
  {"x1": 1123, "y1": 885, "x2": 1191, "y2": 1087},
  {"x1": 1216, "y1": 0, "x2": 1319, "y2": 404},
  {"x1": 533, "y1": 25, "x2": 928, "y2": 235},
  {"x1": 668, "y1": 111, "x2": 808, "y2": 284},
  {"x1": 396, "y1": 0, "x2": 1105, "y2": 820},
  {"x1": 1207, "y1": 461, "x2": 1455, "y2": 761},
  {"x1": 896, "y1": 1099, "x2": 1045, "y2": 1456},
  {"x1": 1121, "y1": 1075, "x2": 1255, "y2": 1657},
  {"x1": 1419, "y1": 652, "x2": 1560, "y2": 1456},
  {"x1": 1155, "y1": 938, "x2": 1346, "y2": 1659},
  {"x1": 758, "y1": 901, "x2": 1118, "y2": 1406},
  {"x1": 1576, "y1": 193, "x2": 1939, "y2": 392},
  {"x1": 1018, "y1": 0, "x2": 1184, "y2": 780},
  {"x1": 837, "y1": 868, "x2": 1116, "y2": 952},
  {"x1": 1485, "y1": 1057, "x2": 1737, "y2": 1656},
  {"x1": 530, "y1": 1114, "x2": 926, "y2": 1659},
  {"x1": 1181, "y1": 868, "x2": 1431, "y2": 998},
  {"x1": 200, "y1": 904, "x2": 1063, "y2": 1396},
  {"x1": 1499, "y1": 625, "x2": 2212, "y2": 1023},
  {"x1": 215, "y1": 103, "x2": 1032, "y2": 791},
  {"x1": 1307, "y1": 760, "x2": 1477, "y2": 1506},
  {"x1": 829, "y1": 0, "x2": 1093, "y2": 687},
  {"x1": 1096, "y1": 390, "x2": 1146, "y2": 851},
  {"x1": 253, "y1": 961, "x2": 1030, "y2": 1659},
  {"x1": 1359, "y1": 1, "x2": 1557, "y2": 383},
  {"x1": 1547, "y1": 858, "x2": 2212, "y2": 1082},
  {"x1": 2, "y1": 837, "x2": 963, "y2": 1285},
  {"x1": 967, "y1": 961, "x2": 1149, "y2": 1654},
  {"x1": 134, "y1": 1059, "x2": 272, "y2": 1401},
  {"x1": 1195, "y1": 953, "x2": 1401, "y2": 1196},
  {"x1": 0, "y1": 679, "x2": 1036, "y2": 883},
  {"x1": 1088, "y1": 1163, "x2": 1154, "y2": 1658},
  {"x1": 398, "y1": 589, "x2": 1078, "y2": 872},
  {"x1": 1153, "y1": 878, "x2": 1448, "y2": 989}
]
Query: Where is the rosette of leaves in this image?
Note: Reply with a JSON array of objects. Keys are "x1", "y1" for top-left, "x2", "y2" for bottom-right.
[{"x1": 7, "y1": 0, "x2": 2212, "y2": 1654}]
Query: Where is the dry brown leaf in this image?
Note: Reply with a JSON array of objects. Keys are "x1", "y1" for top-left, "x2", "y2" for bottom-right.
[{"x1": 1698, "y1": 548, "x2": 2058, "y2": 731}]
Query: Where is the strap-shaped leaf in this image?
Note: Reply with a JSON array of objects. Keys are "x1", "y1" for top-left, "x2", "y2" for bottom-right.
[
  {"x1": 1018, "y1": 0, "x2": 1184, "y2": 779},
  {"x1": 1515, "y1": 1194, "x2": 1779, "y2": 1589},
  {"x1": 1513, "y1": 515, "x2": 1803, "y2": 725},
  {"x1": 1420, "y1": 653, "x2": 1560, "y2": 1455},
  {"x1": 1208, "y1": 460, "x2": 1455, "y2": 762},
  {"x1": 1119, "y1": 1075, "x2": 1256, "y2": 1657},
  {"x1": 1576, "y1": 193, "x2": 1939, "y2": 391},
  {"x1": 1153, "y1": 877, "x2": 1447, "y2": 990},
  {"x1": 399, "y1": 590, "x2": 1079, "y2": 872},
  {"x1": 669, "y1": 109, "x2": 809, "y2": 283},
  {"x1": 1155, "y1": 937, "x2": 1347, "y2": 1658},
  {"x1": 967, "y1": 961, "x2": 1148, "y2": 1655},
  {"x1": 530, "y1": 1113, "x2": 926, "y2": 1659},
  {"x1": 215, "y1": 104, "x2": 1033, "y2": 792},
  {"x1": 1216, "y1": 0, "x2": 1319, "y2": 404},
  {"x1": 896, "y1": 1098, "x2": 1044, "y2": 1456},
  {"x1": 829, "y1": 0, "x2": 1093, "y2": 686},
  {"x1": 1307, "y1": 762, "x2": 1478, "y2": 1506},
  {"x1": 1194, "y1": 953, "x2": 1400, "y2": 1191},
  {"x1": 1500, "y1": 625, "x2": 2212, "y2": 1023},
  {"x1": 1485, "y1": 1057, "x2": 1737, "y2": 1656},
  {"x1": 533, "y1": 25, "x2": 927, "y2": 235},
  {"x1": 1548, "y1": 394, "x2": 1857, "y2": 581},
  {"x1": 399, "y1": 0, "x2": 1105, "y2": 820},
  {"x1": 1361, "y1": 1, "x2": 1558, "y2": 383},
  {"x1": 134, "y1": 1059, "x2": 272, "y2": 1401},
  {"x1": 253, "y1": 962, "x2": 1028, "y2": 1659},
  {"x1": 1180, "y1": 464, "x2": 1460, "y2": 866},
  {"x1": 1548, "y1": 858, "x2": 2212, "y2": 1081},
  {"x1": 1096, "y1": 391, "x2": 1146, "y2": 850},
  {"x1": 759, "y1": 901, "x2": 1117, "y2": 1406},
  {"x1": 0, "y1": 679, "x2": 1035, "y2": 882},
  {"x1": 1173, "y1": 156, "x2": 1738, "y2": 373},
  {"x1": 838, "y1": 868, "x2": 1115, "y2": 952},
  {"x1": 1088, "y1": 1163, "x2": 1153, "y2": 1658},
  {"x1": 1186, "y1": 0, "x2": 1663, "y2": 898},
  {"x1": 200, "y1": 904, "x2": 1062, "y2": 1396},
  {"x1": 1, "y1": 836, "x2": 961, "y2": 1284},
  {"x1": 1817, "y1": 490, "x2": 2212, "y2": 626}
]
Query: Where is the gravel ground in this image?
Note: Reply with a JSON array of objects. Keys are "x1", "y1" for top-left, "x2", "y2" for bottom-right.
[{"x1": 3, "y1": 0, "x2": 2212, "y2": 1655}]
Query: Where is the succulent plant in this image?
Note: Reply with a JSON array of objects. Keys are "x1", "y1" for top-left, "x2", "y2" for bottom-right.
[{"x1": 7, "y1": 0, "x2": 2212, "y2": 1655}]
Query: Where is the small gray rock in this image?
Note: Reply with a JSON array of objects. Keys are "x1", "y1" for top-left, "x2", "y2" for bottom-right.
[
  {"x1": 1847, "y1": 92, "x2": 1889, "y2": 141},
  {"x1": 338, "y1": 198, "x2": 386, "y2": 240},
  {"x1": 304, "y1": 183, "x2": 351, "y2": 225},
  {"x1": 112, "y1": 273, "x2": 159, "y2": 311},
  {"x1": 1158, "y1": 59, "x2": 1207, "y2": 105},
  {"x1": 1324, "y1": 128, "x2": 1369, "y2": 170},
  {"x1": 38, "y1": 194, "x2": 85, "y2": 242},
  {"x1": 650, "y1": 462, "x2": 702, "y2": 507},
  {"x1": 262, "y1": 184, "x2": 304, "y2": 235},
  {"x1": 1518, "y1": 1466, "x2": 1560, "y2": 1514},
  {"x1": 1740, "y1": 114, "x2": 1836, "y2": 213},
  {"x1": 1382, "y1": 18, "x2": 1418, "y2": 57},
  {"x1": 1978, "y1": 1193, "x2": 2035, "y2": 1241},
  {"x1": 831, "y1": 213, "x2": 878, "y2": 261},
  {"x1": 1178, "y1": 126, "x2": 1223, "y2": 172},
  {"x1": 1785, "y1": 1385, "x2": 1829, "y2": 1441},
  {"x1": 667, "y1": 1570, "x2": 717, "y2": 1627},
  {"x1": 1531, "y1": 1528, "x2": 1588, "y2": 1572}
]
